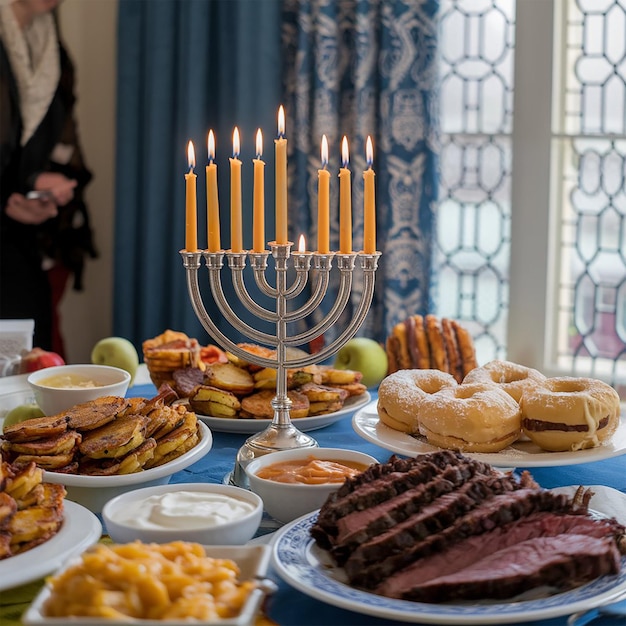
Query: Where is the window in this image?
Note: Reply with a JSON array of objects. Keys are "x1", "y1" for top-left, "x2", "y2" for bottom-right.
[{"x1": 435, "y1": 0, "x2": 626, "y2": 397}]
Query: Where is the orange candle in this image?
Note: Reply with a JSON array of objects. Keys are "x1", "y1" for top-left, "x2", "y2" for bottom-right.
[
  {"x1": 185, "y1": 140, "x2": 198, "y2": 252},
  {"x1": 230, "y1": 127, "x2": 242, "y2": 252},
  {"x1": 275, "y1": 105, "x2": 288, "y2": 244},
  {"x1": 317, "y1": 135, "x2": 330, "y2": 254},
  {"x1": 253, "y1": 128, "x2": 266, "y2": 252},
  {"x1": 363, "y1": 136, "x2": 376, "y2": 254},
  {"x1": 339, "y1": 136, "x2": 352, "y2": 253},
  {"x1": 206, "y1": 130, "x2": 221, "y2": 252}
]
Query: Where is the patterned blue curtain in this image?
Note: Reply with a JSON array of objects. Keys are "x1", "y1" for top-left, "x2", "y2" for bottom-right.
[{"x1": 282, "y1": 0, "x2": 439, "y2": 344}]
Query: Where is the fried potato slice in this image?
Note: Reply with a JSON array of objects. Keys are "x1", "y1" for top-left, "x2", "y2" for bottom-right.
[
  {"x1": 308, "y1": 400, "x2": 344, "y2": 416},
  {"x1": 298, "y1": 382, "x2": 349, "y2": 403},
  {"x1": 8, "y1": 504, "x2": 64, "y2": 544},
  {"x1": 318, "y1": 366, "x2": 363, "y2": 385},
  {"x1": 4, "y1": 462, "x2": 43, "y2": 502},
  {"x1": 3, "y1": 430, "x2": 81, "y2": 457},
  {"x1": 150, "y1": 405, "x2": 187, "y2": 440},
  {"x1": 146, "y1": 430, "x2": 199, "y2": 468},
  {"x1": 15, "y1": 483, "x2": 44, "y2": 510},
  {"x1": 151, "y1": 413, "x2": 197, "y2": 458},
  {"x1": 241, "y1": 390, "x2": 309, "y2": 419},
  {"x1": 327, "y1": 381, "x2": 368, "y2": 397},
  {"x1": 65, "y1": 396, "x2": 129, "y2": 431},
  {"x1": 189, "y1": 385, "x2": 241, "y2": 413},
  {"x1": 79, "y1": 414, "x2": 149, "y2": 459},
  {"x1": 12, "y1": 451, "x2": 77, "y2": 470},
  {"x1": 204, "y1": 362, "x2": 255, "y2": 395},
  {"x1": 1, "y1": 414, "x2": 69, "y2": 443},
  {"x1": 78, "y1": 457, "x2": 121, "y2": 476},
  {"x1": 117, "y1": 438, "x2": 157, "y2": 474}
]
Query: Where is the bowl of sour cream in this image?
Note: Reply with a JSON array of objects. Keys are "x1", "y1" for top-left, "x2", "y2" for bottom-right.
[{"x1": 101, "y1": 482, "x2": 263, "y2": 545}]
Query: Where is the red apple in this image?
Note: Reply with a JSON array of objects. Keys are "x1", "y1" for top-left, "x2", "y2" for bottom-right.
[{"x1": 19, "y1": 347, "x2": 65, "y2": 373}]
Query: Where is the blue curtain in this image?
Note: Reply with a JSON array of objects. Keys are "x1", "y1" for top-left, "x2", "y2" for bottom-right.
[
  {"x1": 114, "y1": 0, "x2": 438, "y2": 350},
  {"x1": 114, "y1": 0, "x2": 282, "y2": 349}
]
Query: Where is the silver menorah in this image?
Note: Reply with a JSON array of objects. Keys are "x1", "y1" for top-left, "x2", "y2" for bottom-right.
[{"x1": 180, "y1": 241, "x2": 380, "y2": 487}]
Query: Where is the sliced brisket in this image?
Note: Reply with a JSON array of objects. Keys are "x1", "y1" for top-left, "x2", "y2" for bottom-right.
[
  {"x1": 376, "y1": 512, "x2": 623, "y2": 597},
  {"x1": 395, "y1": 534, "x2": 621, "y2": 602},
  {"x1": 347, "y1": 488, "x2": 573, "y2": 588}
]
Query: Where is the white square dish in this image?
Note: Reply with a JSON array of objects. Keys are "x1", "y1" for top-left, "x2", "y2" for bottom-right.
[{"x1": 22, "y1": 544, "x2": 274, "y2": 626}]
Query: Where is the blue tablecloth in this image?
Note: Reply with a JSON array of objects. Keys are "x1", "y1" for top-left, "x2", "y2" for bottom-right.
[{"x1": 127, "y1": 382, "x2": 626, "y2": 626}]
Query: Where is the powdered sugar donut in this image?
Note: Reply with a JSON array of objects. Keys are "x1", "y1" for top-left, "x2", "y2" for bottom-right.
[
  {"x1": 417, "y1": 382, "x2": 522, "y2": 453},
  {"x1": 463, "y1": 360, "x2": 546, "y2": 403},
  {"x1": 377, "y1": 369, "x2": 458, "y2": 433},
  {"x1": 521, "y1": 376, "x2": 620, "y2": 451}
]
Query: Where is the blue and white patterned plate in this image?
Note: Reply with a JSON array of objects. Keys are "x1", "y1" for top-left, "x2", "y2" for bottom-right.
[{"x1": 272, "y1": 512, "x2": 626, "y2": 625}]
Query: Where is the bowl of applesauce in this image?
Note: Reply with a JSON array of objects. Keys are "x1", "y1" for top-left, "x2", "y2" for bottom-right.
[
  {"x1": 28, "y1": 364, "x2": 131, "y2": 416},
  {"x1": 245, "y1": 447, "x2": 378, "y2": 523}
]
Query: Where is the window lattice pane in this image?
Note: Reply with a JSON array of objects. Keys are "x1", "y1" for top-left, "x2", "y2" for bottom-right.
[
  {"x1": 555, "y1": 1, "x2": 626, "y2": 390},
  {"x1": 435, "y1": 0, "x2": 515, "y2": 364}
]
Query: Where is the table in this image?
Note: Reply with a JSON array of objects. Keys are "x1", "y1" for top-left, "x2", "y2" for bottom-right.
[
  {"x1": 138, "y1": 381, "x2": 626, "y2": 626},
  {"x1": 3, "y1": 376, "x2": 626, "y2": 625}
]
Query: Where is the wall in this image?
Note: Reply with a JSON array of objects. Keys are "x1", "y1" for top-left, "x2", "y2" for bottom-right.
[{"x1": 58, "y1": 0, "x2": 118, "y2": 363}]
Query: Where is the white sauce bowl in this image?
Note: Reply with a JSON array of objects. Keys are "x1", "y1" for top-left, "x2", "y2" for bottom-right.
[{"x1": 102, "y1": 482, "x2": 263, "y2": 545}]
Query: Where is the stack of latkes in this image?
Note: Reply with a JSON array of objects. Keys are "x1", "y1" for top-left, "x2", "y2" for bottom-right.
[
  {"x1": 0, "y1": 459, "x2": 65, "y2": 558},
  {"x1": 143, "y1": 330, "x2": 227, "y2": 389},
  {"x1": 386, "y1": 314, "x2": 478, "y2": 383},
  {"x1": 143, "y1": 330, "x2": 205, "y2": 389},
  {"x1": 0, "y1": 390, "x2": 200, "y2": 476}
]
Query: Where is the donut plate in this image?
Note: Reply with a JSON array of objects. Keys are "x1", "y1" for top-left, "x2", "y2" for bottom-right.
[{"x1": 352, "y1": 400, "x2": 626, "y2": 467}]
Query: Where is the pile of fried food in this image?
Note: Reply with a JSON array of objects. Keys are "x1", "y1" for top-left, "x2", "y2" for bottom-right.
[
  {"x1": 0, "y1": 387, "x2": 200, "y2": 476},
  {"x1": 143, "y1": 331, "x2": 367, "y2": 420},
  {"x1": 0, "y1": 459, "x2": 65, "y2": 559}
]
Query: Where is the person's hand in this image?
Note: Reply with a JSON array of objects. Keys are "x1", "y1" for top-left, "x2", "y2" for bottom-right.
[
  {"x1": 4, "y1": 193, "x2": 58, "y2": 225},
  {"x1": 34, "y1": 172, "x2": 77, "y2": 206}
]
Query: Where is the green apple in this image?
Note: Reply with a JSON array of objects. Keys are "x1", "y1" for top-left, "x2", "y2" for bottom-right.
[
  {"x1": 3, "y1": 403, "x2": 45, "y2": 432},
  {"x1": 91, "y1": 336, "x2": 140, "y2": 385},
  {"x1": 333, "y1": 337, "x2": 389, "y2": 388}
]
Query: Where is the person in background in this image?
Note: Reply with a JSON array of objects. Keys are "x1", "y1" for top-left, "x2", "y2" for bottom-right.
[{"x1": 0, "y1": 0, "x2": 97, "y2": 358}]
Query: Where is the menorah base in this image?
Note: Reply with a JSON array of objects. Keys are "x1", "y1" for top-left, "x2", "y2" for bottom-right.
[{"x1": 229, "y1": 423, "x2": 319, "y2": 488}]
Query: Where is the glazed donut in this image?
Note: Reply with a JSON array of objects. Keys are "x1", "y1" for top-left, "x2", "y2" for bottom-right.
[
  {"x1": 417, "y1": 383, "x2": 522, "y2": 453},
  {"x1": 520, "y1": 377, "x2": 620, "y2": 452},
  {"x1": 377, "y1": 369, "x2": 458, "y2": 433},
  {"x1": 463, "y1": 360, "x2": 546, "y2": 403}
]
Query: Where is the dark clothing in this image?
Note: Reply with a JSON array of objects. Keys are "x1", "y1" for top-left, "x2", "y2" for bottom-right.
[{"x1": 0, "y1": 27, "x2": 97, "y2": 351}]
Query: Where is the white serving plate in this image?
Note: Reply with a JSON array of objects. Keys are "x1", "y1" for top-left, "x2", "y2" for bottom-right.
[
  {"x1": 23, "y1": 544, "x2": 273, "y2": 626},
  {"x1": 42, "y1": 421, "x2": 213, "y2": 513},
  {"x1": 198, "y1": 391, "x2": 371, "y2": 434},
  {"x1": 0, "y1": 500, "x2": 102, "y2": 592},
  {"x1": 352, "y1": 400, "x2": 626, "y2": 467},
  {"x1": 272, "y1": 510, "x2": 626, "y2": 625}
]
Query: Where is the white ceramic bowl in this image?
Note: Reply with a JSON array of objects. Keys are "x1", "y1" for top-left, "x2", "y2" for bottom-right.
[
  {"x1": 42, "y1": 422, "x2": 213, "y2": 513},
  {"x1": 23, "y1": 544, "x2": 273, "y2": 626},
  {"x1": 27, "y1": 364, "x2": 131, "y2": 416},
  {"x1": 245, "y1": 447, "x2": 378, "y2": 523},
  {"x1": 102, "y1": 482, "x2": 263, "y2": 545}
]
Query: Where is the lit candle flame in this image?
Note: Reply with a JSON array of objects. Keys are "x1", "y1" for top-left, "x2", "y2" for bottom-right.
[
  {"x1": 298, "y1": 234, "x2": 306, "y2": 253},
  {"x1": 233, "y1": 127, "x2": 240, "y2": 158},
  {"x1": 256, "y1": 128, "x2": 263, "y2": 159},
  {"x1": 187, "y1": 141, "x2": 196, "y2": 172},
  {"x1": 321, "y1": 134, "x2": 329, "y2": 169},
  {"x1": 341, "y1": 136, "x2": 349, "y2": 168},
  {"x1": 207, "y1": 130, "x2": 215, "y2": 163},
  {"x1": 278, "y1": 105, "x2": 285, "y2": 138},
  {"x1": 366, "y1": 136, "x2": 373, "y2": 168}
]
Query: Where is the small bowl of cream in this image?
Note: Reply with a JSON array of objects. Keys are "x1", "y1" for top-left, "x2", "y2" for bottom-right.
[{"x1": 102, "y1": 482, "x2": 263, "y2": 545}]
